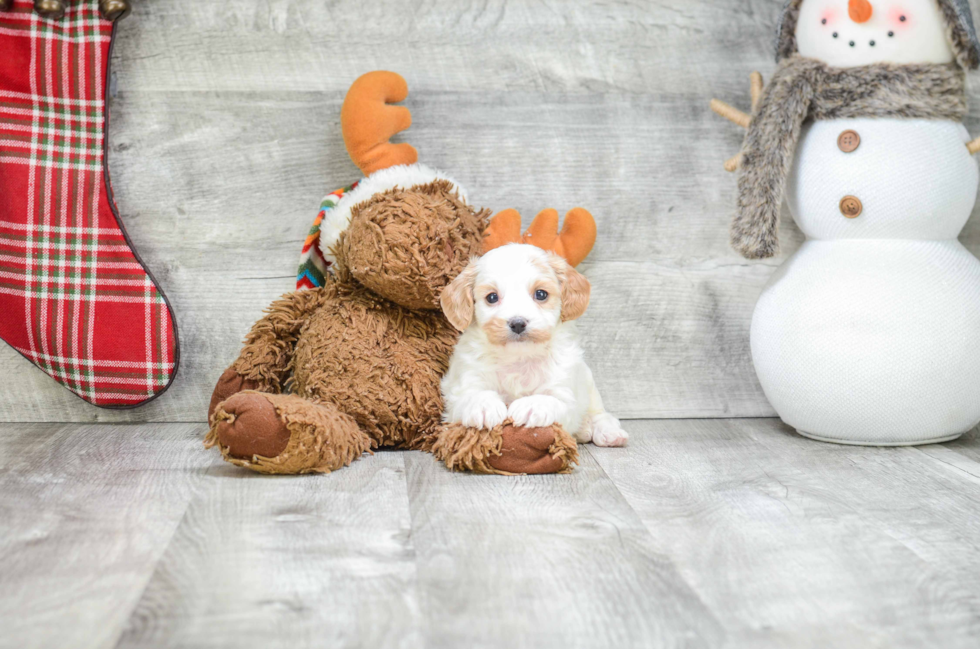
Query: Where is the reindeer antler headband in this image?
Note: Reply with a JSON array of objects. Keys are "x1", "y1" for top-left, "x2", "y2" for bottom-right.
[{"x1": 483, "y1": 207, "x2": 597, "y2": 268}]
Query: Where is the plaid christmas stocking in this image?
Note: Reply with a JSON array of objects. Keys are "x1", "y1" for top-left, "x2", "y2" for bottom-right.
[{"x1": 0, "y1": 0, "x2": 178, "y2": 408}]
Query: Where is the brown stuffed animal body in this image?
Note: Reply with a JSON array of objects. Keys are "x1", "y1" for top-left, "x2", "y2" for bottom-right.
[{"x1": 205, "y1": 72, "x2": 584, "y2": 475}]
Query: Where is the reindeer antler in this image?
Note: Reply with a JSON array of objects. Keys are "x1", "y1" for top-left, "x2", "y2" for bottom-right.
[
  {"x1": 341, "y1": 71, "x2": 418, "y2": 177},
  {"x1": 483, "y1": 208, "x2": 523, "y2": 254},
  {"x1": 483, "y1": 208, "x2": 597, "y2": 267}
]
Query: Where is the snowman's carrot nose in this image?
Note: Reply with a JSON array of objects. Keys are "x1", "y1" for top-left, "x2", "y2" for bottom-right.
[{"x1": 849, "y1": 0, "x2": 873, "y2": 23}]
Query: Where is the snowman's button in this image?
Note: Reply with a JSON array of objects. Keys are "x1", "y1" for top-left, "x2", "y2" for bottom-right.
[
  {"x1": 840, "y1": 196, "x2": 863, "y2": 218},
  {"x1": 837, "y1": 130, "x2": 861, "y2": 153}
]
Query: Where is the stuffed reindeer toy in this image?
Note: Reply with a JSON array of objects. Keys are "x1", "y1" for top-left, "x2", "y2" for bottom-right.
[{"x1": 206, "y1": 71, "x2": 597, "y2": 475}]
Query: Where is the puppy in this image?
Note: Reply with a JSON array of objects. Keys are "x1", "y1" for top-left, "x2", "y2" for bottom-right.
[{"x1": 439, "y1": 243, "x2": 628, "y2": 447}]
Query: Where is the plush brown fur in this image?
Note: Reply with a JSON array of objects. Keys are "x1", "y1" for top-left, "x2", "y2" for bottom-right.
[
  {"x1": 734, "y1": 56, "x2": 966, "y2": 259},
  {"x1": 433, "y1": 420, "x2": 579, "y2": 475},
  {"x1": 336, "y1": 180, "x2": 487, "y2": 311},
  {"x1": 230, "y1": 288, "x2": 336, "y2": 395},
  {"x1": 290, "y1": 279, "x2": 458, "y2": 448}
]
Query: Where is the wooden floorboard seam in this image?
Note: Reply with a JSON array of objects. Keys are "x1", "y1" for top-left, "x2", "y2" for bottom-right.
[{"x1": 111, "y1": 501, "x2": 199, "y2": 649}]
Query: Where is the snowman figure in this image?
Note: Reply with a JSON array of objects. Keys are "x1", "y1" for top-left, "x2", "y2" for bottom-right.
[{"x1": 712, "y1": 0, "x2": 980, "y2": 445}]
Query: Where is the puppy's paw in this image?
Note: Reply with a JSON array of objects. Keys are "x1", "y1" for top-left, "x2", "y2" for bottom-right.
[
  {"x1": 508, "y1": 395, "x2": 564, "y2": 428},
  {"x1": 459, "y1": 393, "x2": 508, "y2": 430},
  {"x1": 591, "y1": 413, "x2": 629, "y2": 447}
]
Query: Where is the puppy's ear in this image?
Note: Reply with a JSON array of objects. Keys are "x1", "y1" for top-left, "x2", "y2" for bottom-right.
[
  {"x1": 547, "y1": 253, "x2": 590, "y2": 322},
  {"x1": 560, "y1": 266, "x2": 591, "y2": 321},
  {"x1": 441, "y1": 259, "x2": 479, "y2": 331}
]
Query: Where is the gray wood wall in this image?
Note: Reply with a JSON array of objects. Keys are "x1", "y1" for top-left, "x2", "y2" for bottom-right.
[{"x1": 3, "y1": 0, "x2": 980, "y2": 423}]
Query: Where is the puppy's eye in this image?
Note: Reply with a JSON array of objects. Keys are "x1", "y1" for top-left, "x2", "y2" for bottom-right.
[
  {"x1": 486, "y1": 293, "x2": 499, "y2": 305},
  {"x1": 534, "y1": 289, "x2": 548, "y2": 302}
]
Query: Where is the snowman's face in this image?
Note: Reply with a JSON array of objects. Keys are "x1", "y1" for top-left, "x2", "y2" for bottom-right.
[{"x1": 795, "y1": 0, "x2": 954, "y2": 67}]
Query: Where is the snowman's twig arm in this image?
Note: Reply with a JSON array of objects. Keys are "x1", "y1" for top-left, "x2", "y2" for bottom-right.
[
  {"x1": 724, "y1": 153, "x2": 743, "y2": 173},
  {"x1": 712, "y1": 72, "x2": 763, "y2": 172},
  {"x1": 968, "y1": 136, "x2": 980, "y2": 155},
  {"x1": 750, "y1": 72, "x2": 764, "y2": 112},
  {"x1": 710, "y1": 100, "x2": 751, "y2": 129}
]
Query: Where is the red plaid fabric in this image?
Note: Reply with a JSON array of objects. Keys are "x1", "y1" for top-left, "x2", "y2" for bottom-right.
[{"x1": 0, "y1": 0, "x2": 178, "y2": 408}]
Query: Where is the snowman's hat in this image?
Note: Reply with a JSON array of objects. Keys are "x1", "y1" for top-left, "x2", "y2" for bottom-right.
[{"x1": 775, "y1": 0, "x2": 980, "y2": 69}]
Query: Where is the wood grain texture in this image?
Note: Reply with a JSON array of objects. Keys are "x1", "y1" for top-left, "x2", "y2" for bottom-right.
[
  {"x1": 403, "y1": 448, "x2": 724, "y2": 649},
  {"x1": 591, "y1": 419, "x2": 980, "y2": 649},
  {"x1": 2, "y1": 0, "x2": 980, "y2": 423},
  {"x1": 0, "y1": 423, "x2": 209, "y2": 649},
  {"x1": 115, "y1": 449, "x2": 421, "y2": 649},
  {"x1": 4, "y1": 420, "x2": 980, "y2": 647}
]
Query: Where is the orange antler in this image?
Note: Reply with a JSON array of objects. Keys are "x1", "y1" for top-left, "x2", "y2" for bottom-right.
[
  {"x1": 341, "y1": 71, "x2": 418, "y2": 177},
  {"x1": 483, "y1": 208, "x2": 523, "y2": 254},
  {"x1": 483, "y1": 207, "x2": 597, "y2": 267}
]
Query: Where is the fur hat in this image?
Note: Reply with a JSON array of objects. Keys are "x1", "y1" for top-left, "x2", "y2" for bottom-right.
[{"x1": 774, "y1": 0, "x2": 980, "y2": 69}]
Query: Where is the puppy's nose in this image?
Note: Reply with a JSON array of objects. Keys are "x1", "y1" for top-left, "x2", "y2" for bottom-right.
[{"x1": 508, "y1": 318, "x2": 528, "y2": 334}]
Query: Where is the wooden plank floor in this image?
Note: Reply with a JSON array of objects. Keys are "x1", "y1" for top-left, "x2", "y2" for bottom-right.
[{"x1": 3, "y1": 420, "x2": 980, "y2": 649}]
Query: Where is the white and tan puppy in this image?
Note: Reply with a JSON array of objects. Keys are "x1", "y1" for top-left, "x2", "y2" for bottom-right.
[{"x1": 439, "y1": 244, "x2": 628, "y2": 447}]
